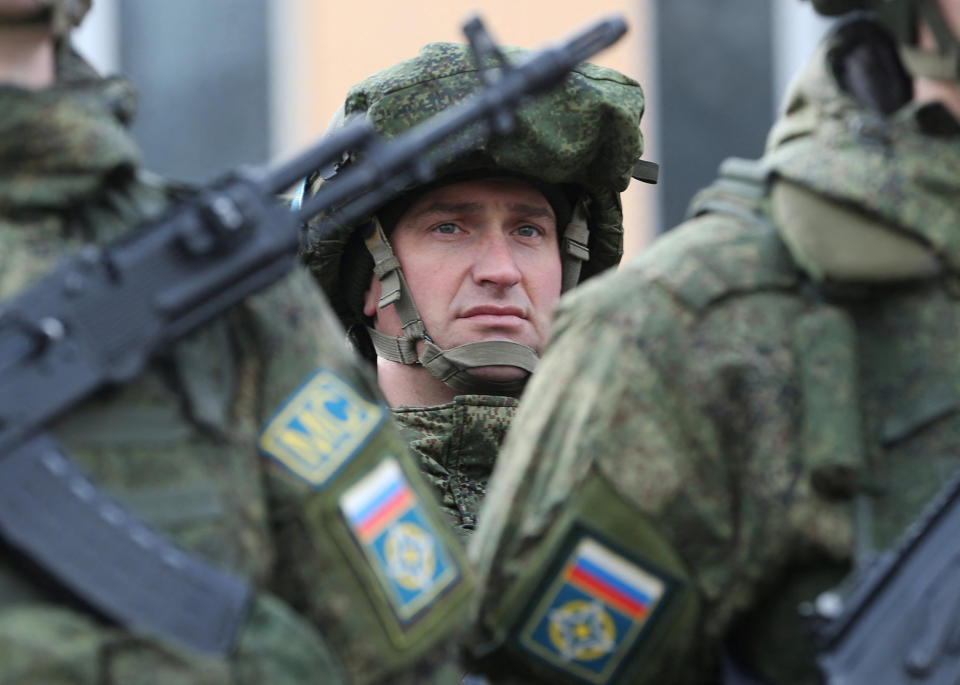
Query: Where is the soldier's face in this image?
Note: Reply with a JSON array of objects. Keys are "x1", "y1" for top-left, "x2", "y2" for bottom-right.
[{"x1": 365, "y1": 178, "x2": 563, "y2": 381}]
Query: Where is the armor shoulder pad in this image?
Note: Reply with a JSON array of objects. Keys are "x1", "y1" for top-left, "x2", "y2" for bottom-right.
[{"x1": 638, "y1": 159, "x2": 799, "y2": 312}]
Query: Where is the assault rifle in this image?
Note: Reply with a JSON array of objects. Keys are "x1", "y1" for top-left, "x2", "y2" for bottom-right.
[
  {"x1": 0, "y1": 14, "x2": 626, "y2": 656},
  {"x1": 811, "y1": 468, "x2": 960, "y2": 684}
]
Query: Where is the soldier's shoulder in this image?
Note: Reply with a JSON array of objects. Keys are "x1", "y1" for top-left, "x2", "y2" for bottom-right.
[{"x1": 563, "y1": 208, "x2": 801, "y2": 327}]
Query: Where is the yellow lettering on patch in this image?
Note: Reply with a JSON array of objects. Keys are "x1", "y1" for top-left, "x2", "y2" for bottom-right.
[{"x1": 258, "y1": 368, "x2": 385, "y2": 487}]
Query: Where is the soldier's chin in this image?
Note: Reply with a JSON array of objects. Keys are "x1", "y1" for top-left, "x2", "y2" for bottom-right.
[{"x1": 465, "y1": 365, "x2": 529, "y2": 382}]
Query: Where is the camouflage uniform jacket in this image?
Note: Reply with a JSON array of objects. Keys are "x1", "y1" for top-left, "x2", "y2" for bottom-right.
[
  {"x1": 468, "y1": 24, "x2": 960, "y2": 685},
  {"x1": 392, "y1": 396, "x2": 517, "y2": 536},
  {"x1": 0, "y1": 53, "x2": 471, "y2": 685}
]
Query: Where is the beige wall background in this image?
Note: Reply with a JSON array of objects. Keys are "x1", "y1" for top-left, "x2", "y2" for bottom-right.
[{"x1": 269, "y1": 0, "x2": 659, "y2": 260}]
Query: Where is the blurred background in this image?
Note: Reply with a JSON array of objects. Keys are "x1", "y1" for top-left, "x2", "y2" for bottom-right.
[{"x1": 73, "y1": 0, "x2": 832, "y2": 260}]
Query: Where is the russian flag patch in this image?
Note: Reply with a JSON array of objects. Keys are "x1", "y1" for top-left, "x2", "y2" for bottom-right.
[
  {"x1": 518, "y1": 536, "x2": 669, "y2": 683},
  {"x1": 340, "y1": 457, "x2": 460, "y2": 623}
]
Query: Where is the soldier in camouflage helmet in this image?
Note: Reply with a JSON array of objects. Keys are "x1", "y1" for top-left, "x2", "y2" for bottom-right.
[
  {"x1": 0, "y1": 3, "x2": 475, "y2": 683},
  {"x1": 465, "y1": 1, "x2": 960, "y2": 683},
  {"x1": 301, "y1": 43, "x2": 655, "y2": 534},
  {"x1": 813, "y1": 0, "x2": 960, "y2": 83}
]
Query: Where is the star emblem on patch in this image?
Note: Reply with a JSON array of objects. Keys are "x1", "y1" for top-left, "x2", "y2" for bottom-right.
[
  {"x1": 549, "y1": 599, "x2": 617, "y2": 661},
  {"x1": 518, "y1": 535, "x2": 671, "y2": 683}
]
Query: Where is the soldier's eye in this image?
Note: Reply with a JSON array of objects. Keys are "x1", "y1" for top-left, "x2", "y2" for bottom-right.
[
  {"x1": 433, "y1": 223, "x2": 462, "y2": 235},
  {"x1": 515, "y1": 225, "x2": 542, "y2": 238}
]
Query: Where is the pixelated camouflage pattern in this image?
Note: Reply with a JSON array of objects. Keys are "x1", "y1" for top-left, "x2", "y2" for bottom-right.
[
  {"x1": 391, "y1": 396, "x2": 518, "y2": 536},
  {"x1": 0, "y1": 77, "x2": 141, "y2": 239},
  {"x1": 766, "y1": 31, "x2": 960, "y2": 270},
  {"x1": 0, "y1": 594, "x2": 351, "y2": 685},
  {"x1": 0, "y1": 58, "x2": 350, "y2": 683},
  {"x1": 469, "y1": 24, "x2": 960, "y2": 685},
  {"x1": 0, "y1": 605, "x2": 228, "y2": 685},
  {"x1": 0, "y1": 53, "x2": 473, "y2": 684},
  {"x1": 302, "y1": 41, "x2": 645, "y2": 332}
]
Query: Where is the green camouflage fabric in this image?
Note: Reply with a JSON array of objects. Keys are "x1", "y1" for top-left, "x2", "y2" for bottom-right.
[
  {"x1": 0, "y1": 53, "x2": 472, "y2": 685},
  {"x1": 467, "y1": 23, "x2": 960, "y2": 685},
  {"x1": 0, "y1": 62, "x2": 142, "y2": 243},
  {"x1": 0, "y1": 57, "x2": 339, "y2": 684},
  {"x1": 392, "y1": 397, "x2": 518, "y2": 535},
  {"x1": 302, "y1": 41, "x2": 645, "y2": 333}
]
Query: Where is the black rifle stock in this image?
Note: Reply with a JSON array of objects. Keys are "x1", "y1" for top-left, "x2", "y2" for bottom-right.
[
  {"x1": 811, "y1": 468, "x2": 960, "y2": 684},
  {"x1": 0, "y1": 14, "x2": 627, "y2": 655}
]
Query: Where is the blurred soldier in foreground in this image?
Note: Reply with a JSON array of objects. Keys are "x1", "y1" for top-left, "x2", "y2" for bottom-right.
[
  {"x1": 467, "y1": 0, "x2": 960, "y2": 683},
  {"x1": 0, "y1": 2, "x2": 472, "y2": 682},
  {"x1": 300, "y1": 45, "x2": 655, "y2": 534}
]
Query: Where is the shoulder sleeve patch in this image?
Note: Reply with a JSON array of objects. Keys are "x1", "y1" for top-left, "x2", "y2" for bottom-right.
[
  {"x1": 258, "y1": 367, "x2": 385, "y2": 488},
  {"x1": 339, "y1": 456, "x2": 461, "y2": 626},
  {"x1": 516, "y1": 535, "x2": 673, "y2": 684}
]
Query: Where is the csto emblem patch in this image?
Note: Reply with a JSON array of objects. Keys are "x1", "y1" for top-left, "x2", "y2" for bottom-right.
[
  {"x1": 258, "y1": 368, "x2": 385, "y2": 487},
  {"x1": 340, "y1": 457, "x2": 459, "y2": 623},
  {"x1": 519, "y1": 536, "x2": 669, "y2": 684}
]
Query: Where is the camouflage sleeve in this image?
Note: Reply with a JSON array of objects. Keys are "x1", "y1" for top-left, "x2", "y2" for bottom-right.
[
  {"x1": 247, "y1": 264, "x2": 473, "y2": 684},
  {"x1": 467, "y1": 264, "x2": 856, "y2": 684}
]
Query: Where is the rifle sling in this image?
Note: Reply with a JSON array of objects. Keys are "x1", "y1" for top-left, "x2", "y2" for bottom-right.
[{"x1": 0, "y1": 432, "x2": 250, "y2": 655}]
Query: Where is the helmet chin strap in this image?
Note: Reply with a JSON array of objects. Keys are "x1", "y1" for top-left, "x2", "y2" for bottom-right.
[
  {"x1": 899, "y1": 0, "x2": 960, "y2": 82},
  {"x1": 363, "y1": 200, "x2": 591, "y2": 397}
]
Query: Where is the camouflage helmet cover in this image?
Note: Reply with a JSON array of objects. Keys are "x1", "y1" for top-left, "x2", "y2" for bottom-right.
[{"x1": 302, "y1": 41, "x2": 647, "y2": 334}]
